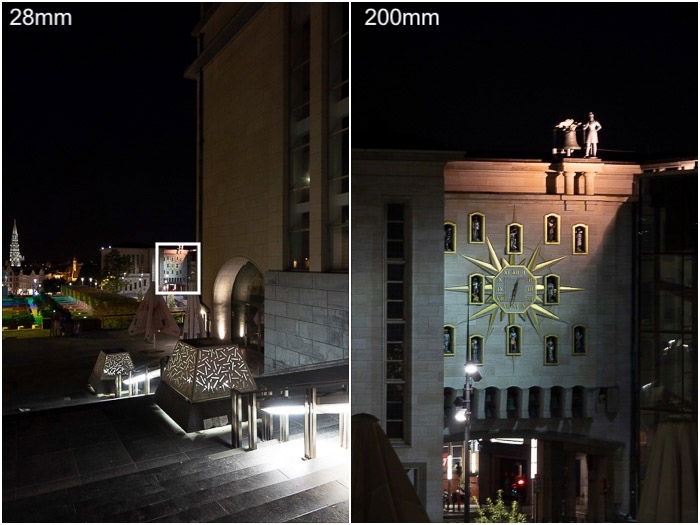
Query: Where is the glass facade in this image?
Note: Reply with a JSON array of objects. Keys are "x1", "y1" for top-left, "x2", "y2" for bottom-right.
[
  {"x1": 288, "y1": 4, "x2": 311, "y2": 270},
  {"x1": 636, "y1": 170, "x2": 697, "y2": 518}
]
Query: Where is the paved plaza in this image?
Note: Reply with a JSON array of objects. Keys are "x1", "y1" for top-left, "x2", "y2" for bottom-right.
[{"x1": 2, "y1": 329, "x2": 179, "y2": 413}]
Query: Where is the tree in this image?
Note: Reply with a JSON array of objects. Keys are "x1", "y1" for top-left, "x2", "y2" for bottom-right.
[
  {"x1": 41, "y1": 278, "x2": 66, "y2": 294},
  {"x1": 101, "y1": 249, "x2": 132, "y2": 294},
  {"x1": 474, "y1": 490, "x2": 528, "y2": 523}
]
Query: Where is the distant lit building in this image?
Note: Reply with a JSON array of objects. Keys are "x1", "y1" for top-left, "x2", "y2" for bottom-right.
[
  {"x1": 186, "y1": 3, "x2": 349, "y2": 371},
  {"x1": 100, "y1": 243, "x2": 154, "y2": 298},
  {"x1": 3, "y1": 264, "x2": 45, "y2": 295}
]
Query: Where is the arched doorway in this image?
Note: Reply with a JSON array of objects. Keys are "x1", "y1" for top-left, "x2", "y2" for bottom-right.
[
  {"x1": 211, "y1": 257, "x2": 264, "y2": 374},
  {"x1": 230, "y1": 262, "x2": 264, "y2": 352}
]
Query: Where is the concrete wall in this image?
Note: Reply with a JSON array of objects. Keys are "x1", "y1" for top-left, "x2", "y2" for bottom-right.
[
  {"x1": 265, "y1": 271, "x2": 348, "y2": 370},
  {"x1": 352, "y1": 149, "x2": 451, "y2": 522}
]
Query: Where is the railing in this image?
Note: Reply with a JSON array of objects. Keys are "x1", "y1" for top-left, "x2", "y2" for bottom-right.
[{"x1": 230, "y1": 360, "x2": 349, "y2": 459}]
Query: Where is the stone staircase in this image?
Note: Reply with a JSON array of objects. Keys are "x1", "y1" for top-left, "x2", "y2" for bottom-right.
[{"x1": 3, "y1": 411, "x2": 348, "y2": 522}]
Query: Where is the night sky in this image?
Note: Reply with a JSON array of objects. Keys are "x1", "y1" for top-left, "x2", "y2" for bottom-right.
[
  {"x1": 3, "y1": 3, "x2": 199, "y2": 266},
  {"x1": 353, "y1": 2, "x2": 698, "y2": 157},
  {"x1": 3, "y1": 2, "x2": 698, "y2": 266}
]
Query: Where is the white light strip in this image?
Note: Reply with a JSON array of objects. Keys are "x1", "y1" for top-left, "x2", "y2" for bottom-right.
[
  {"x1": 490, "y1": 437, "x2": 524, "y2": 445},
  {"x1": 530, "y1": 438, "x2": 538, "y2": 479},
  {"x1": 447, "y1": 454, "x2": 453, "y2": 480},
  {"x1": 260, "y1": 405, "x2": 306, "y2": 415},
  {"x1": 123, "y1": 369, "x2": 161, "y2": 385}
]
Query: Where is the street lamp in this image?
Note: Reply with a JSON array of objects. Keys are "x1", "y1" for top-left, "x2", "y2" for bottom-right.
[{"x1": 457, "y1": 360, "x2": 482, "y2": 522}]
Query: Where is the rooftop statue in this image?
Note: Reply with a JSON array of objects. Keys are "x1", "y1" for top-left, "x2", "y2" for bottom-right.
[{"x1": 583, "y1": 112, "x2": 602, "y2": 158}]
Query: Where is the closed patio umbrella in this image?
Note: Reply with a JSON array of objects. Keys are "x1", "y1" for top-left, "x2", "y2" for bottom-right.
[
  {"x1": 182, "y1": 295, "x2": 206, "y2": 339},
  {"x1": 128, "y1": 282, "x2": 180, "y2": 346}
]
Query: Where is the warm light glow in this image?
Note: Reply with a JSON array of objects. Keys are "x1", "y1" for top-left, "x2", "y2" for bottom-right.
[
  {"x1": 455, "y1": 409, "x2": 467, "y2": 422},
  {"x1": 239, "y1": 322, "x2": 245, "y2": 338},
  {"x1": 470, "y1": 450, "x2": 479, "y2": 474},
  {"x1": 530, "y1": 438, "x2": 538, "y2": 479},
  {"x1": 218, "y1": 319, "x2": 226, "y2": 340},
  {"x1": 446, "y1": 454, "x2": 453, "y2": 480},
  {"x1": 465, "y1": 363, "x2": 478, "y2": 375},
  {"x1": 260, "y1": 405, "x2": 306, "y2": 416}
]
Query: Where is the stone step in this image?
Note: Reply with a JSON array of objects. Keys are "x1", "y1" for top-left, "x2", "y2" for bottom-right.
[
  {"x1": 213, "y1": 464, "x2": 347, "y2": 520},
  {"x1": 135, "y1": 455, "x2": 347, "y2": 522},
  {"x1": 287, "y1": 500, "x2": 349, "y2": 522},
  {"x1": 216, "y1": 479, "x2": 348, "y2": 522}
]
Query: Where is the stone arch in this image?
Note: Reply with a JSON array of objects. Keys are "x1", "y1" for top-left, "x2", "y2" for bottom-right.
[
  {"x1": 211, "y1": 256, "x2": 263, "y2": 341},
  {"x1": 506, "y1": 386, "x2": 522, "y2": 419}
]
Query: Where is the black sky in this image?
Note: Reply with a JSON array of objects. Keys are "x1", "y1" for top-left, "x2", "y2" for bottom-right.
[
  {"x1": 3, "y1": 2, "x2": 199, "y2": 265},
  {"x1": 353, "y1": 2, "x2": 698, "y2": 157}
]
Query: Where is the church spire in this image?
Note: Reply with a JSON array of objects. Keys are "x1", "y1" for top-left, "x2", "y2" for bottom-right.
[{"x1": 9, "y1": 219, "x2": 24, "y2": 267}]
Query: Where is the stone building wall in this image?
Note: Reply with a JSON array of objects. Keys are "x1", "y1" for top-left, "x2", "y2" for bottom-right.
[
  {"x1": 265, "y1": 271, "x2": 348, "y2": 370},
  {"x1": 351, "y1": 149, "x2": 451, "y2": 522}
]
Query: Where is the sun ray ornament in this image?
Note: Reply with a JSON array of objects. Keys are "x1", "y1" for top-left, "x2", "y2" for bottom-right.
[{"x1": 446, "y1": 236, "x2": 583, "y2": 338}]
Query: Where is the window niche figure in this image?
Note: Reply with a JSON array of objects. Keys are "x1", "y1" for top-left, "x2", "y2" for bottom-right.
[
  {"x1": 506, "y1": 223, "x2": 523, "y2": 254},
  {"x1": 544, "y1": 213, "x2": 560, "y2": 244},
  {"x1": 444, "y1": 222, "x2": 456, "y2": 253},
  {"x1": 573, "y1": 224, "x2": 588, "y2": 254},
  {"x1": 469, "y1": 335, "x2": 484, "y2": 365},
  {"x1": 506, "y1": 325, "x2": 522, "y2": 355},
  {"x1": 544, "y1": 335, "x2": 559, "y2": 365},
  {"x1": 469, "y1": 212, "x2": 485, "y2": 244},
  {"x1": 469, "y1": 274, "x2": 484, "y2": 305},
  {"x1": 443, "y1": 325, "x2": 455, "y2": 356},
  {"x1": 573, "y1": 325, "x2": 587, "y2": 355},
  {"x1": 544, "y1": 274, "x2": 560, "y2": 305}
]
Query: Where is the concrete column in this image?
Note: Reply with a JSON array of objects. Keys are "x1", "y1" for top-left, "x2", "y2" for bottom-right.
[
  {"x1": 584, "y1": 171, "x2": 597, "y2": 196},
  {"x1": 563, "y1": 171, "x2": 576, "y2": 195},
  {"x1": 562, "y1": 387, "x2": 573, "y2": 418},
  {"x1": 498, "y1": 388, "x2": 508, "y2": 419},
  {"x1": 542, "y1": 388, "x2": 552, "y2": 418},
  {"x1": 475, "y1": 388, "x2": 486, "y2": 419},
  {"x1": 519, "y1": 389, "x2": 529, "y2": 419}
]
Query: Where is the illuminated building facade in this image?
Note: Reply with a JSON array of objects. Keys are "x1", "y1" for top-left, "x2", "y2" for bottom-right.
[
  {"x1": 100, "y1": 244, "x2": 154, "y2": 298},
  {"x1": 352, "y1": 149, "x2": 697, "y2": 522},
  {"x1": 186, "y1": 3, "x2": 349, "y2": 371}
]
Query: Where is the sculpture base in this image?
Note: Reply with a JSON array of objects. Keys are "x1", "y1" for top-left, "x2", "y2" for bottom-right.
[{"x1": 155, "y1": 381, "x2": 244, "y2": 432}]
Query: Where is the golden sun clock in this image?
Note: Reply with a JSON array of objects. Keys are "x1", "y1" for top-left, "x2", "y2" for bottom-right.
[{"x1": 447, "y1": 235, "x2": 584, "y2": 343}]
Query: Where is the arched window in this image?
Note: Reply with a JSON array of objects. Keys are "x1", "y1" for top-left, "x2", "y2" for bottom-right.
[
  {"x1": 506, "y1": 387, "x2": 520, "y2": 419},
  {"x1": 550, "y1": 386, "x2": 564, "y2": 418},
  {"x1": 572, "y1": 386, "x2": 585, "y2": 418},
  {"x1": 528, "y1": 387, "x2": 542, "y2": 418},
  {"x1": 485, "y1": 387, "x2": 499, "y2": 419}
]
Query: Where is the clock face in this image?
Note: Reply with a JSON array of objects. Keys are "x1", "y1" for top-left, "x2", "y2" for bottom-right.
[{"x1": 493, "y1": 265, "x2": 536, "y2": 314}]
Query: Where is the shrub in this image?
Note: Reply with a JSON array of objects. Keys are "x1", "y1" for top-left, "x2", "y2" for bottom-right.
[{"x1": 474, "y1": 490, "x2": 528, "y2": 523}]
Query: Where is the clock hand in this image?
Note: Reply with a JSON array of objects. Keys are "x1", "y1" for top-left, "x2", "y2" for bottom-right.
[{"x1": 510, "y1": 279, "x2": 519, "y2": 306}]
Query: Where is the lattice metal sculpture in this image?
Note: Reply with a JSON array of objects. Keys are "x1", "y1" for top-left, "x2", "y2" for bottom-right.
[
  {"x1": 162, "y1": 340, "x2": 256, "y2": 402},
  {"x1": 88, "y1": 350, "x2": 135, "y2": 395},
  {"x1": 91, "y1": 351, "x2": 135, "y2": 379}
]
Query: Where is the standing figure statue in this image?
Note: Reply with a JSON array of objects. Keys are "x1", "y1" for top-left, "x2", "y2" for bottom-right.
[{"x1": 583, "y1": 112, "x2": 602, "y2": 158}]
